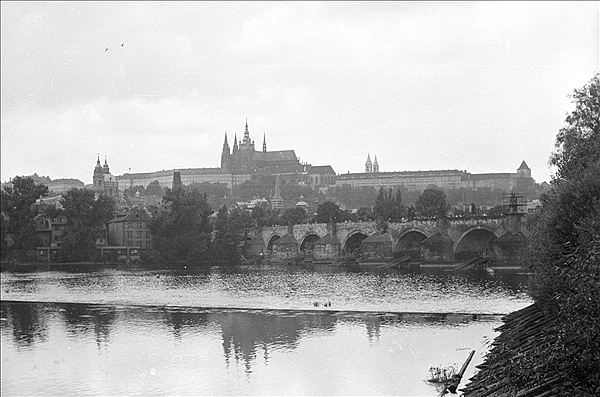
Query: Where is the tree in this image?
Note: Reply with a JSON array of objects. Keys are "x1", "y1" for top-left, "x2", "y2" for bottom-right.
[
  {"x1": 280, "y1": 207, "x2": 307, "y2": 226},
  {"x1": 211, "y1": 206, "x2": 238, "y2": 262},
  {"x1": 145, "y1": 180, "x2": 164, "y2": 197},
  {"x1": 59, "y1": 188, "x2": 115, "y2": 262},
  {"x1": 327, "y1": 184, "x2": 378, "y2": 210},
  {"x1": 188, "y1": 181, "x2": 229, "y2": 197},
  {"x1": 1, "y1": 176, "x2": 49, "y2": 258},
  {"x1": 124, "y1": 185, "x2": 146, "y2": 197},
  {"x1": 150, "y1": 188, "x2": 211, "y2": 262},
  {"x1": 280, "y1": 184, "x2": 315, "y2": 203},
  {"x1": 415, "y1": 188, "x2": 448, "y2": 218},
  {"x1": 234, "y1": 178, "x2": 271, "y2": 201},
  {"x1": 315, "y1": 201, "x2": 342, "y2": 223},
  {"x1": 187, "y1": 182, "x2": 230, "y2": 209},
  {"x1": 374, "y1": 187, "x2": 405, "y2": 222},
  {"x1": 508, "y1": 74, "x2": 600, "y2": 394},
  {"x1": 251, "y1": 205, "x2": 266, "y2": 228}
]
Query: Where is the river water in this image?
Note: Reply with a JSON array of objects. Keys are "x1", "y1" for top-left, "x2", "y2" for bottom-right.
[{"x1": 1, "y1": 264, "x2": 532, "y2": 396}]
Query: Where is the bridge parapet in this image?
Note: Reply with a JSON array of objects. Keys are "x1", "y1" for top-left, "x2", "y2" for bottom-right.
[{"x1": 258, "y1": 214, "x2": 527, "y2": 257}]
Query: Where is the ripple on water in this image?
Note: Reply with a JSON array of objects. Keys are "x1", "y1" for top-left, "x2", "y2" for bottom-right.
[{"x1": 0, "y1": 266, "x2": 532, "y2": 314}]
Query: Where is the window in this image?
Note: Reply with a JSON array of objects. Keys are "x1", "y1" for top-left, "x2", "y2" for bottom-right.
[
  {"x1": 127, "y1": 232, "x2": 133, "y2": 238},
  {"x1": 137, "y1": 232, "x2": 143, "y2": 238},
  {"x1": 146, "y1": 232, "x2": 150, "y2": 239}
]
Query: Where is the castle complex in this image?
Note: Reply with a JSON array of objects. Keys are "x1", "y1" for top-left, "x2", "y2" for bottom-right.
[
  {"x1": 103, "y1": 119, "x2": 535, "y2": 198},
  {"x1": 220, "y1": 119, "x2": 305, "y2": 174},
  {"x1": 117, "y1": 120, "x2": 335, "y2": 192}
]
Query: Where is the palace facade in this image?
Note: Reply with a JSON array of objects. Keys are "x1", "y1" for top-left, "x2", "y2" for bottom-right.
[{"x1": 335, "y1": 156, "x2": 534, "y2": 192}]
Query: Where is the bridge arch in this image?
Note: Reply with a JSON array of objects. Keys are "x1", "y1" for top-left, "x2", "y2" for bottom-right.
[
  {"x1": 454, "y1": 226, "x2": 500, "y2": 261},
  {"x1": 342, "y1": 230, "x2": 369, "y2": 255},
  {"x1": 299, "y1": 233, "x2": 321, "y2": 255},
  {"x1": 266, "y1": 234, "x2": 281, "y2": 253},
  {"x1": 394, "y1": 228, "x2": 428, "y2": 259}
]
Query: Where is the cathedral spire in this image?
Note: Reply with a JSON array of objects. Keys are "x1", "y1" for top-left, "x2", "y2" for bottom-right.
[
  {"x1": 373, "y1": 155, "x2": 379, "y2": 173},
  {"x1": 365, "y1": 154, "x2": 372, "y2": 173},
  {"x1": 233, "y1": 133, "x2": 239, "y2": 152},
  {"x1": 243, "y1": 118, "x2": 250, "y2": 144},
  {"x1": 221, "y1": 132, "x2": 231, "y2": 170}
]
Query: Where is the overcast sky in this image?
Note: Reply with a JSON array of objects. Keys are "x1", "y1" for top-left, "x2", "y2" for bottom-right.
[{"x1": 1, "y1": 2, "x2": 598, "y2": 185}]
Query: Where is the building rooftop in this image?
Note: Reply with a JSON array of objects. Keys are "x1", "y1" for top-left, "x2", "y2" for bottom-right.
[
  {"x1": 264, "y1": 150, "x2": 298, "y2": 162},
  {"x1": 109, "y1": 207, "x2": 150, "y2": 223},
  {"x1": 518, "y1": 160, "x2": 531, "y2": 170},
  {"x1": 306, "y1": 165, "x2": 336, "y2": 174}
]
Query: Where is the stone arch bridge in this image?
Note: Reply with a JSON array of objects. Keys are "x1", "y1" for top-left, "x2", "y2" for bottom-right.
[{"x1": 258, "y1": 215, "x2": 529, "y2": 263}]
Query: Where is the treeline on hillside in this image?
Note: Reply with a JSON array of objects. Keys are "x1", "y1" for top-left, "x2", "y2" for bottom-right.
[{"x1": 124, "y1": 176, "x2": 547, "y2": 215}]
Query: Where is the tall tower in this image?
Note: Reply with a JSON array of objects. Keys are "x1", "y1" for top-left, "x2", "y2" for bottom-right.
[
  {"x1": 102, "y1": 157, "x2": 110, "y2": 174},
  {"x1": 172, "y1": 170, "x2": 183, "y2": 191},
  {"x1": 373, "y1": 155, "x2": 379, "y2": 173},
  {"x1": 238, "y1": 119, "x2": 255, "y2": 171},
  {"x1": 263, "y1": 133, "x2": 267, "y2": 153},
  {"x1": 242, "y1": 118, "x2": 251, "y2": 146},
  {"x1": 232, "y1": 133, "x2": 239, "y2": 154},
  {"x1": 517, "y1": 160, "x2": 531, "y2": 178},
  {"x1": 93, "y1": 155, "x2": 104, "y2": 191},
  {"x1": 270, "y1": 174, "x2": 284, "y2": 210},
  {"x1": 365, "y1": 154, "x2": 373, "y2": 173},
  {"x1": 221, "y1": 132, "x2": 231, "y2": 169}
]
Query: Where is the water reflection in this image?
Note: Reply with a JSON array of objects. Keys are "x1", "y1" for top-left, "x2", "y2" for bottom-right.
[
  {"x1": 1, "y1": 266, "x2": 531, "y2": 394},
  {"x1": 1, "y1": 301, "x2": 503, "y2": 396},
  {"x1": 1, "y1": 303, "x2": 48, "y2": 348},
  {"x1": 57, "y1": 304, "x2": 117, "y2": 350},
  {"x1": 217, "y1": 310, "x2": 338, "y2": 372},
  {"x1": 164, "y1": 308, "x2": 209, "y2": 340}
]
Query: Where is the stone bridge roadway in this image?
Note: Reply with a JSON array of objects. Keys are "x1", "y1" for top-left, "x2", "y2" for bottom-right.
[{"x1": 259, "y1": 215, "x2": 528, "y2": 256}]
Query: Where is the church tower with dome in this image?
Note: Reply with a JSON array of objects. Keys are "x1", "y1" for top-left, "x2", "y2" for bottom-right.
[{"x1": 93, "y1": 155, "x2": 119, "y2": 198}]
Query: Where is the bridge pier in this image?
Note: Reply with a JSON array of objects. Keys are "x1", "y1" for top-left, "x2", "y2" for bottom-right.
[
  {"x1": 258, "y1": 215, "x2": 529, "y2": 264},
  {"x1": 421, "y1": 233, "x2": 455, "y2": 262}
]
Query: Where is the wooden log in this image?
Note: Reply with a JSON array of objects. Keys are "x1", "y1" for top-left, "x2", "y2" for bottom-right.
[{"x1": 438, "y1": 350, "x2": 476, "y2": 395}]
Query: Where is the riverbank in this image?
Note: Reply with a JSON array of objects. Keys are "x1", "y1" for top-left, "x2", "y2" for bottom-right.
[
  {"x1": 461, "y1": 302, "x2": 599, "y2": 396},
  {"x1": 1, "y1": 260, "x2": 525, "y2": 274},
  {"x1": 0, "y1": 260, "x2": 230, "y2": 272}
]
